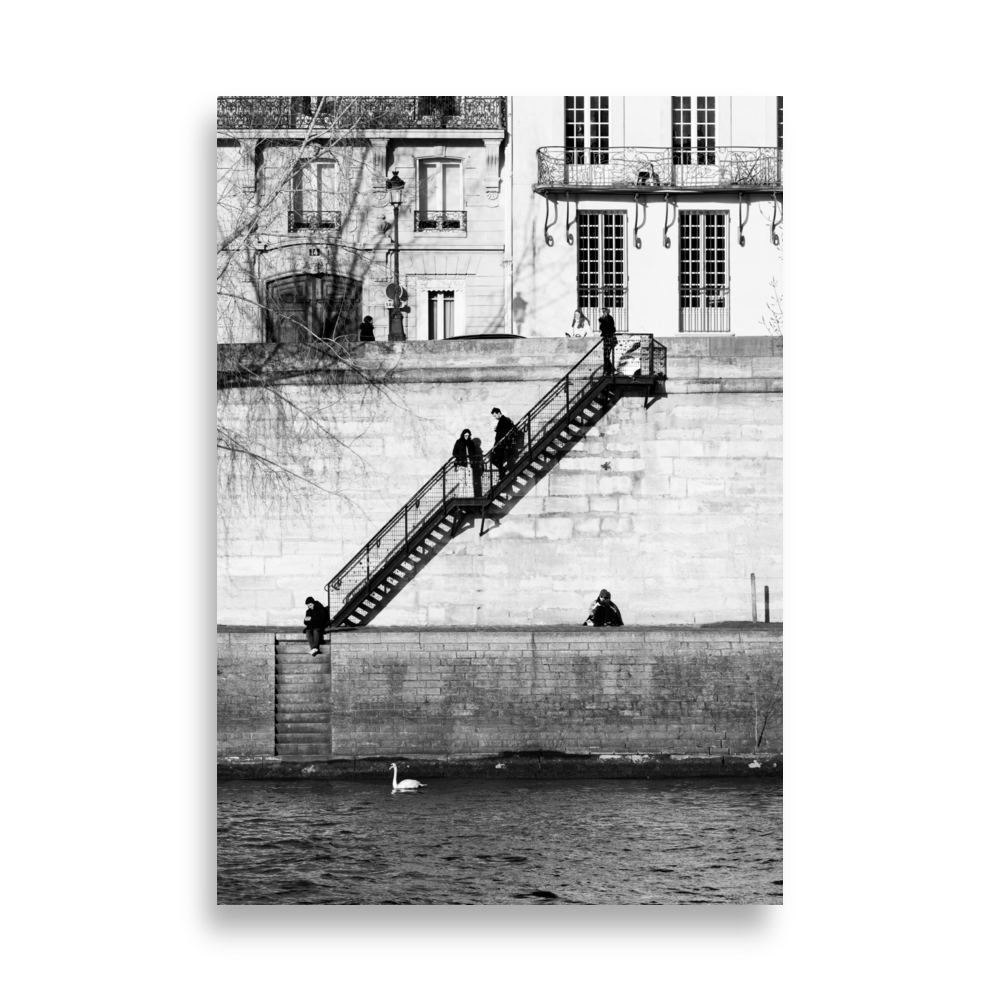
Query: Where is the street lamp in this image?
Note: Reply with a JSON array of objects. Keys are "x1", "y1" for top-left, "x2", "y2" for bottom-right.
[{"x1": 386, "y1": 170, "x2": 406, "y2": 341}]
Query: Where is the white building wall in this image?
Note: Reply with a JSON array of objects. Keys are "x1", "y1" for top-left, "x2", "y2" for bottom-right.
[{"x1": 510, "y1": 96, "x2": 783, "y2": 339}]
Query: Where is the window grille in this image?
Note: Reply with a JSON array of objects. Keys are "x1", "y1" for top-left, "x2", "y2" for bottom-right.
[{"x1": 679, "y1": 212, "x2": 729, "y2": 332}]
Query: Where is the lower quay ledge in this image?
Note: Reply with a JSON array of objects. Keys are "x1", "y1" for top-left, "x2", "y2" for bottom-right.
[{"x1": 217, "y1": 752, "x2": 782, "y2": 782}]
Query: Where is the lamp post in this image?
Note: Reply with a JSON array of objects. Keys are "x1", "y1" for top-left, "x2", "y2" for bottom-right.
[{"x1": 386, "y1": 169, "x2": 406, "y2": 341}]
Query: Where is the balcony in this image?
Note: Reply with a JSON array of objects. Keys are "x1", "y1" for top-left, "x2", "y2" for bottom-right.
[
  {"x1": 288, "y1": 209, "x2": 342, "y2": 232},
  {"x1": 218, "y1": 96, "x2": 506, "y2": 132},
  {"x1": 414, "y1": 210, "x2": 467, "y2": 232},
  {"x1": 535, "y1": 146, "x2": 782, "y2": 193}
]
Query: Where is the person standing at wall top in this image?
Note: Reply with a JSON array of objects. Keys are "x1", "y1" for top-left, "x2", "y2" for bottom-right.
[
  {"x1": 598, "y1": 308, "x2": 618, "y2": 375},
  {"x1": 565, "y1": 309, "x2": 592, "y2": 338},
  {"x1": 303, "y1": 596, "x2": 330, "y2": 656},
  {"x1": 359, "y1": 315, "x2": 375, "y2": 342}
]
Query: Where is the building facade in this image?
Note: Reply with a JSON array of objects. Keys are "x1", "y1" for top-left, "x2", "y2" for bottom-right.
[
  {"x1": 217, "y1": 96, "x2": 509, "y2": 344},
  {"x1": 510, "y1": 96, "x2": 783, "y2": 339},
  {"x1": 217, "y1": 95, "x2": 783, "y2": 344}
]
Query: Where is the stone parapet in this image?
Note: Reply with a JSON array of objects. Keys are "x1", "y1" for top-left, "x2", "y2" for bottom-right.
[{"x1": 217, "y1": 336, "x2": 782, "y2": 387}]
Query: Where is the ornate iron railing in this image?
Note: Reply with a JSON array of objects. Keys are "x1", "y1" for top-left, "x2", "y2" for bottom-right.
[
  {"x1": 536, "y1": 146, "x2": 782, "y2": 190},
  {"x1": 287, "y1": 209, "x2": 342, "y2": 231},
  {"x1": 218, "y1": 96, "x2": 506, "y2": 131},
  {"x1": 325, "y1": 335, "x2": 667, "y2": 625},
  {"x1": 414, "y1": 210, "x2": 467, "y2": 231}
]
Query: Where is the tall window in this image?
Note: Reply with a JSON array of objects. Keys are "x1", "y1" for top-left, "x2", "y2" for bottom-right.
[
  {"x1": 777, "y1": 96, "x2": 783, "y2": 150},
  {"x1": 679, "y1": 212, "x2": 729, "y2": 332},
  {"x1": 427, "y1": 290, "x2": 455, "y2": 340},
  {"x1": 265, "y1": 273, "x2": 361, "y2": 343},
  {"x1": 577, "y1": 212, "x2": 627, "y2": 329},
  {"x1": 564, "y1": 96, "x2": 609, "y2": 165},
  {"x1": 289, "y1": 157, "x2": 340, "y2": 230},
  {"x1": 672, "y1": 97, "x2": 716, "y2": 166},
  {"x1": 416, "y1": 159, "x2": 465, "y2": 230}
]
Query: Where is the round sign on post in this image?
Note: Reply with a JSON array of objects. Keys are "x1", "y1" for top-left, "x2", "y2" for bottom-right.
[{"x1": 385, "y1": 283, "x2": 408, "y2": 302}]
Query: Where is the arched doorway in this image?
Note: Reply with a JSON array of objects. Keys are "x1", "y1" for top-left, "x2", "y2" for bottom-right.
[{"x1": 264, "y1": 273, "x2": 362, "y2": 343}]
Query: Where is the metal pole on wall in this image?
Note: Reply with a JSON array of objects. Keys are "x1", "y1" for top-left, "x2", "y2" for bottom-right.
[
  {"x1": 751, "y1": 573, "x2": 758, "y2": 623},
  {"x1": 764, "y1": 585, "x2": 770, "y2": 623}
]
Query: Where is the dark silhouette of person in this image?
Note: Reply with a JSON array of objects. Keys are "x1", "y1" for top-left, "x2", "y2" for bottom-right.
[
  {"x1": 598, "y1": 308, "x2": 618, "y2": 375},
  {"x1": 359, "y1": 315, "x2": 375, "y2": 342},
  {"x1": 490, "y1": 406, "x2": 516, "y2": 478},
  {"x1": 303, "y1": 595, "x2": 331, "y2": 654},
  {"x1": 469, "y1": 437, "x2": 484, "y2": 497},
  {"x1": 583, "y1": 588, "x2": 623, "y2": 627}
]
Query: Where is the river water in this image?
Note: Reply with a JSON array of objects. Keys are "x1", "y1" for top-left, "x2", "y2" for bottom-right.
[{"x1": 218, "y1": 777, "x2": 782, "y2": 905}]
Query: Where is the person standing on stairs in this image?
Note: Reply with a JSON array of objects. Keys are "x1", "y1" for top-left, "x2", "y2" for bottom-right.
[
  {"x1": 452, "y1": 428, "x2": 475, "y2": 495},
  {"x1": 303, "y1": 596, "x2": 330, "y2": 656},
  {"x1": 490, "y1": 407, "x2": 516, "y2": 479},
  {"x1": 599, "y1": 307, "x2": 618, "y2": 375}
]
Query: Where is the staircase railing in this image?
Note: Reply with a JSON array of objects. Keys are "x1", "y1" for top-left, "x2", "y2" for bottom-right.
[{"x1": 325, "y1": 335, "x2": 667, "y2": 623}]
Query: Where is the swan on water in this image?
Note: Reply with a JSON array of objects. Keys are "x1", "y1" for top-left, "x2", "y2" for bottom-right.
[{"x1": 390, "y1": 762, "x2": 426, "y2": 792}]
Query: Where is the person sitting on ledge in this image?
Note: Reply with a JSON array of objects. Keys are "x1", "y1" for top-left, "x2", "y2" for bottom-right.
[
  {"x1": 303, "y1": 595, "x2": 330, "y2": 655},
  {"x1": 583, "y1": 588, "x2": 623, "y2": 627}
]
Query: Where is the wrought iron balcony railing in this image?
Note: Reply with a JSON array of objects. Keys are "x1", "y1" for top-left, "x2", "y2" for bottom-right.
[
  {"x1": 536, "y1": 146, "x2": 782, "y2": 190},
  {"x1": 414, "y1": 210, "x2": 467, "y2": 232},
  {"x1": 287, "y1": 209, "x2": 342, "y2": 232},
  {"x1": 218, "y1": 96, "x2": 506, "y2": 131}
]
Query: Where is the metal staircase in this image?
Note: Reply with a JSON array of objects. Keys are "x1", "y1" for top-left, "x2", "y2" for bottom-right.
[{"x1": 324, "y1": 335, "x2": 667, "y2": 628}]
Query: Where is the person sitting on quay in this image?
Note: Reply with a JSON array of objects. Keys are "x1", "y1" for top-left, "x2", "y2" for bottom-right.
[
  {"x1": 583, "y1": 588, "x2": 623, "y2": 627},
  {"x1": 303, "y1": 595, "x2": 330, "y2": 656}
]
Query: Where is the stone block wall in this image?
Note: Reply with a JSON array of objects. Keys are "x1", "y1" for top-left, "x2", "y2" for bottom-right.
[
  {"x1": 218, "y1": 337, "x2": 781, "y2": 627},
  {"x1": 217, "y1": 631, "x2": 275, "y2": 756},
  {"x1": 328, "y1": 625, "x2": 782, "y2": 757}
]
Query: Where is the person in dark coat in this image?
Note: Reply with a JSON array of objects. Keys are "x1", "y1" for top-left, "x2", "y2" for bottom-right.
[
  {"x1": 359, "y1": 315, "x2": 375, "y2": 342},
  {"x1": 452, "y1": 428, "x2": 475, "y2": 495},
  {"x1": 303, "y1": 595, "x2": 330, "y2": 655},
  {"x1": 598, "y1": 308, "x2": 618, "y2": 375},
  {"x1": 490, "y1": 407, "x2": 516, "y2": 478},
  {"x1": 583, "y1": 588, "x2": 623, "y2": 627}
]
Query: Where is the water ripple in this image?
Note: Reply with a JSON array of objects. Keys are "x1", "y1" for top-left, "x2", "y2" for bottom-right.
[{"x1": 218, "y1": 777, "x2": 782, "y2": 905}]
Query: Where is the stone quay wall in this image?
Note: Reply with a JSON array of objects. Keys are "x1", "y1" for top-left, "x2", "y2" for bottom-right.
[
  {"x1": 217, "y1": 336, "x2": 782, "y2": 629},
  {"x1": 217, "y1": 631, "x2": 275, "y2": 756}
]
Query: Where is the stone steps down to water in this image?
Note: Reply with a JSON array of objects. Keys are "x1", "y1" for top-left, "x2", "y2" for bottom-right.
[
  {"x1": 275, "y1": 639, "x2": 332, "y2": 758},
  {"x1": 278, "y1": 738, "x2": 330, "y2": 756}
]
